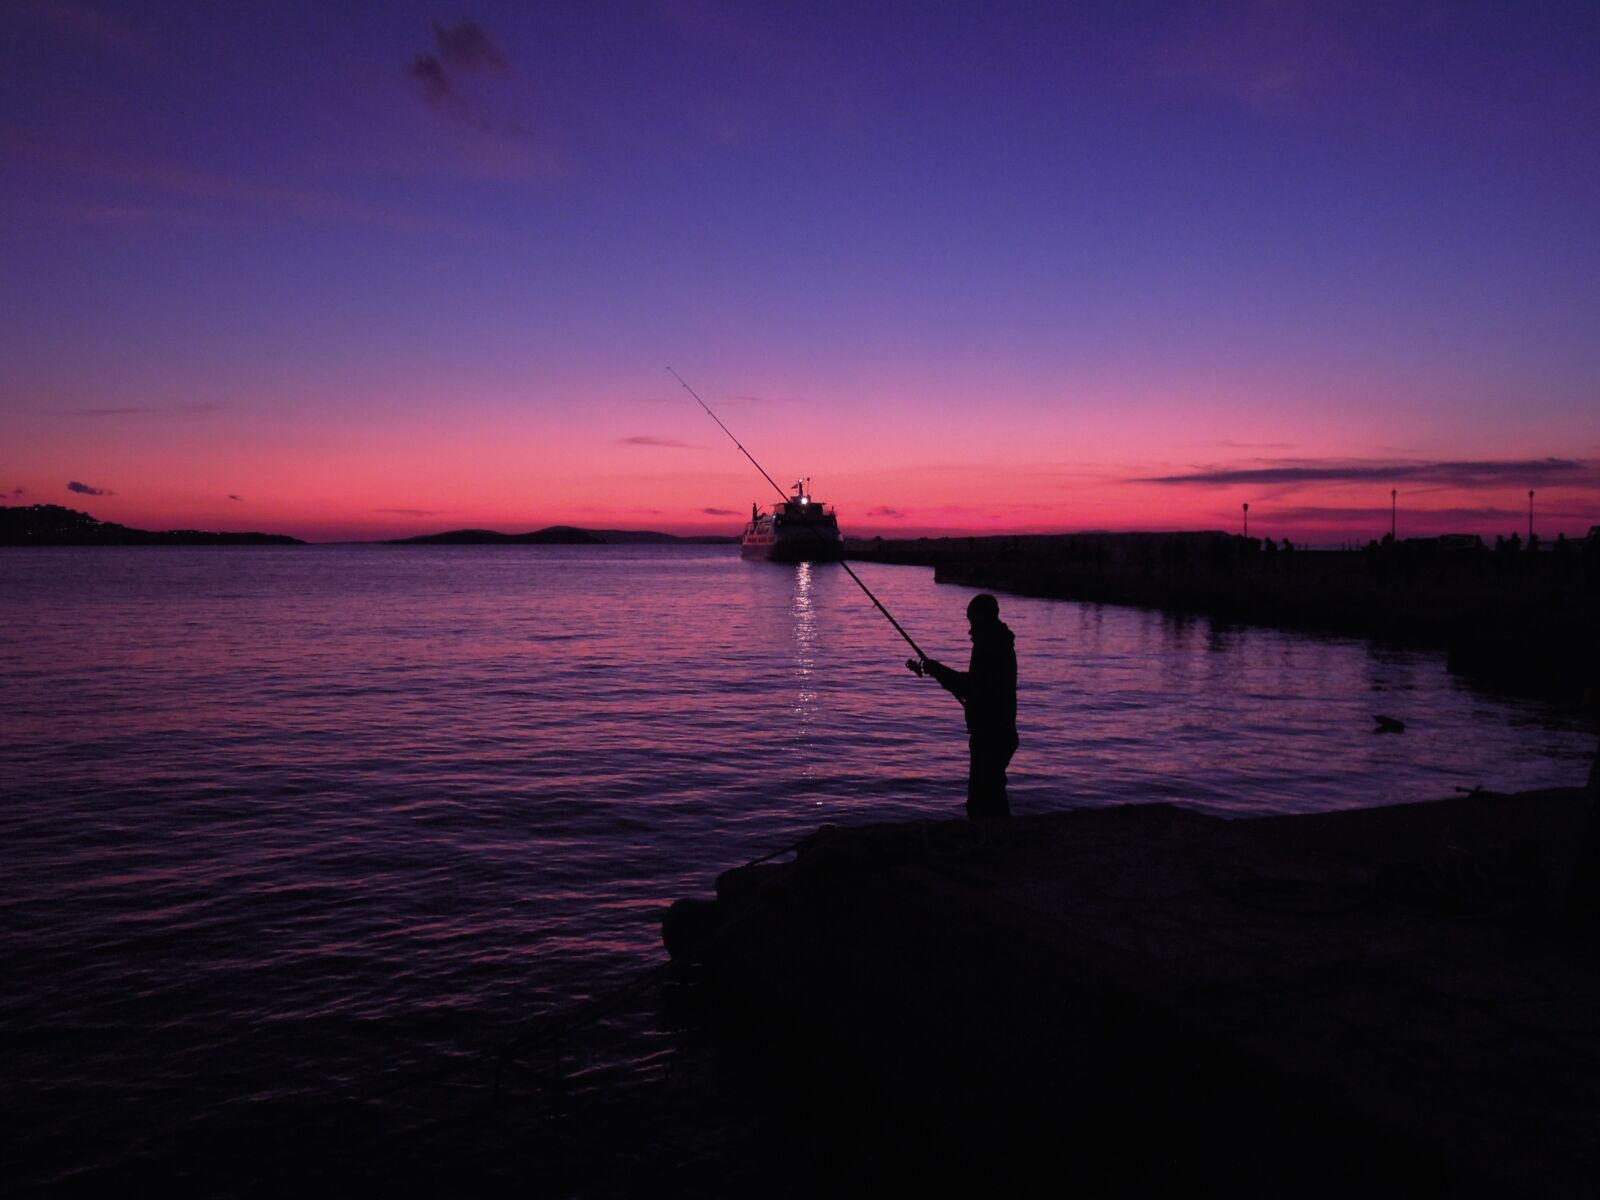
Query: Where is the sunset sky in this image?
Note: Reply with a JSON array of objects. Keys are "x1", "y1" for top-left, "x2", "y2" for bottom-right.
[{"x1": 3, "y1": 1, "x2": 1596, "y2": 542}]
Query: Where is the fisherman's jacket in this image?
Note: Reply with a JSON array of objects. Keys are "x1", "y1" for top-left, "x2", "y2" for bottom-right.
[{"x1": 928, "y1": 620, "x2": 1017, "y2": 741}]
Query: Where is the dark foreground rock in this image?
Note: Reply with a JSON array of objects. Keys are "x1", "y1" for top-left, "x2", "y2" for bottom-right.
[{"x1": 666, "y1": 787, "x2": 1600, "y2": 1196}]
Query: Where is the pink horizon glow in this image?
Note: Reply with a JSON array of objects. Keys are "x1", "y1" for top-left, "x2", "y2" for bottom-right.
[{"x1": 11, "y1": 428, "x2": 1595, "y2": 545}]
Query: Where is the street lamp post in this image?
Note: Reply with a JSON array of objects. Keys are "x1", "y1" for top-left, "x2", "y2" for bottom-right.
[
  {"x1": 1390, "y1": 488, "x2": 1397, "y2": 542},
  {"x1": 1243, "y1": 502, "x2": 1248, "y2": 538}
]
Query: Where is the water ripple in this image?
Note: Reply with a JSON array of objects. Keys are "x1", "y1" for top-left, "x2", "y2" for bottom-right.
[{"x1": 0, "y1": 544, "x2": 1591, "y2": 1184}]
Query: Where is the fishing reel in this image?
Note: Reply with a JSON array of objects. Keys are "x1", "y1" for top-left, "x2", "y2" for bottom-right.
[{"x1": 906, "y1": 657, "x2": 926, "y2": 677}]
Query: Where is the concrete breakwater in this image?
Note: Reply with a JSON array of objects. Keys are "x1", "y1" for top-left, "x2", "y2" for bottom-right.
[
  {"x1": 664, "y1": 786, "x2": 1600, "y2": 1195},
  {"x1": 846, "y1": 532, "x2": 1598, "y2": 701}
]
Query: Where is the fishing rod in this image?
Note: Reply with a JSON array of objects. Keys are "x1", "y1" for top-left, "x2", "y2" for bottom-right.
[{"x1": 668, "y1": 367, "x2": 931, "y2": 662}]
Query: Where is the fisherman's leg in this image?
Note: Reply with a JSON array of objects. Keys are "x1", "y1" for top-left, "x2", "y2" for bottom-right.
[
  {"x1": 992, "y1": 731, "x2": 1018, "y2": 818},
  {"x1": 967, "y1": 740, "x2": 1011, "y2": 820},
  {"x1": 965, "y1": 743, "x2": 987, "y2": 819},
  {"x1": 965, "y1": 745, "x2": 977, "y2": 818}
]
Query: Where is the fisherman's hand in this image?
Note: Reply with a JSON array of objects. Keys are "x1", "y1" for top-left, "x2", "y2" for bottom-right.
[{"x1": 905, "y1": 657, "x2": 925, "y2": 677}]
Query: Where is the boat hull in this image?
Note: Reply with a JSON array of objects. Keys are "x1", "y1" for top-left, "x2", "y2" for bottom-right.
[{"x1": 740, "y1": 534, "x2": 844, "y2": 563}]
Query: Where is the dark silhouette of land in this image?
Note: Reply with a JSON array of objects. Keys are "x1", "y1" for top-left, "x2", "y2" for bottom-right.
[
  {"x1": 391, "y1": 526, "x2": 737, "y2": 545},
  {"x1": 0, "y1": 506, "x2": 740, "y2": 546},
  {"x1": 0, "y1": 504, "x2": 302, "y2": 545},
  {"x1": 664, "y1": 782, "x2": 1600, "y2": 1195},
  {"x1": 850, "y1": 531, "x2": 1599, "y2": 701}
]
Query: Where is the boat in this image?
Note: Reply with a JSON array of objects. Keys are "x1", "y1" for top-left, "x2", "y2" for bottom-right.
[{"x1": 741, "y1": 478, "x2": 845, "y2": 562}]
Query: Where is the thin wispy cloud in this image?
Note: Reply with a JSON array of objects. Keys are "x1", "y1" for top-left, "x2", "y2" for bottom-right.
[
  {"x1": 1137, "y1": 458, "x2": 1595, "y2": 488},
  {"x1": 12, "y1": 0, "x2": 156, "y2": 63},
  {"x1": 377, "y1": 508, "x2": 437, "y2": 516},
  {"x1": 56, "y1": 202, "x2": 156, "y2": 225},
  {"x1": 1134, "y1": 5, "x2": 1591, "y2": 139},
  {"x1": 6, "y1": 486, "x2": 26, "y2": 499},
  {"x1": 56, "y1": 401, "x2": 218, "y2": 417},
  {"x1": 3, "y1": 128, "x2": 480, "y2": 236},
  {"x1": 618, "y1": 435, "x2": 691, "y2": 448},
  {"x1": 228, "y1": 494, "x2": 243, "y2": 502},
  {"x1": 1260, "y1": 505, "x2": 1590, "y2": 525},
  {"x1": 67, "y1": 480, "x2": 112, "y2": 495},
  {"x1": 658, "y1": 1, "x2": 857, "y2": 137},
  {"x1": 620, "y1": 392, "x2": 768, "y2": 406},
  {"x1": 867, "y1": 506, "x2": 908, "y2": 518},
  {"x1": 702, "y1": 507, "x2": 738, "y2": 516}
]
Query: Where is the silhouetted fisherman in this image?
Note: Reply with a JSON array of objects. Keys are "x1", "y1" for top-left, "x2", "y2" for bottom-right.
[{"x1": 907, "y1": 593, "x2": 1019, "y2": 819}]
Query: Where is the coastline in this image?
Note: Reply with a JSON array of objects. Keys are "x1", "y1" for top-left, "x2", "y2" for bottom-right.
[
  {"x1": 664, "y1": 780, "x2": 1600, "y2": 1194},
  {"x1": 846, "y1": 532, "x2": 1599, "y2": 702}
]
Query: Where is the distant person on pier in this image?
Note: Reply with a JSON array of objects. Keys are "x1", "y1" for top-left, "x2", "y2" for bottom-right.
[{"x1": 907, "y1": 593, "x2": 1019, "y2": 819}]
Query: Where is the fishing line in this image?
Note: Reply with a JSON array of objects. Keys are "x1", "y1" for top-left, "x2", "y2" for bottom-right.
[{"x1": 668, "y1": 368, "x2": 930, "y2": 661}]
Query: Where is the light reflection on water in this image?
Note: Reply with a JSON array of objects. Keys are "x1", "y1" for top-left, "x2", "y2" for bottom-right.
[
  {"x1": 789, "y1": 561, "x2": 821, "y2": 793},
  {"x1": 0, "y1": 544, "x2": 1591, "y2": 1179}
]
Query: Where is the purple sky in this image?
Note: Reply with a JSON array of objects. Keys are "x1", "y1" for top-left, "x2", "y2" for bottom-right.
[{"x1": 3, "y1": 1, "x2": 1597, "y2": 540}]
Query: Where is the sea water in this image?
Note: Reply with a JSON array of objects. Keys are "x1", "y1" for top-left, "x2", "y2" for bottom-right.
[{"x1": 2, "y1": 545, "x2": 1591, "y2": 1184}]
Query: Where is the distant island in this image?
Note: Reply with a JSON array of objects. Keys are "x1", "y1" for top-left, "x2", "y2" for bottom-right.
[
  {"x1": 391, "y1": 526, "x2": 737, "y2": 545},
  {"x1": 0, "y1": 505, "x2": 303, "y2": 546},
  {"x1": 0, "y1": 506, "x2": 741, "y2": 546}
]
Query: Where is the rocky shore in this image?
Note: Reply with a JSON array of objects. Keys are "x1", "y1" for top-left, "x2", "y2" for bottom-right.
[
  {"x1": 665, "y1": 782, "x2": 1600, "y2": 1194},
  {"x1": 845, "y1": 532, "x2": 1598, "y2": 701}
]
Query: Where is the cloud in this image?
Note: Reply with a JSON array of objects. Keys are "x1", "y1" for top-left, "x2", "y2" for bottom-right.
[
  {"x1": 407, "y1": 22, "x2": 512, "y2": 116},
  {"x1": 57, "y1": 202, "x2": 155, "y2": 225},
  {"x1": 407, "y1": 54, "x2": 455, "y2": 107},
  {"x1": 433, "y1": 21, "x2": 509, "y2": 72},
  {"x1": 621, "y1": 392, "x2": 767, "y2": 406},
  {"x1": 228, "y1": 494, "x2": 242, "y2": 502},
  {"x1": 56, "y1": 401, "x2": 218, "y2": 417},
  {"x1": 1136, "y1": 458, "x2": 1596, "y2": 488},
  {"x1": 6, "y1": 486, "x2": 25, "y2": 499},
  {"x1": 1265, "y1": 505, "x2": 1529, "y2": 523},
  {"x1": 618, "y1": 435, "x2": 690, "y2": 448},
  {"x1": 3, "y1": 128, "x2": 482, "y2": 236},
  {"x1": 377, "y1": 508, "x2": 437, "y2": 516},
  {"x1": 1133, "y1": 5, "x2": 1591, "y2": 141},
  {"x1": 67, "y1": 480, "x2": 112, "y2": 495},
  {"x1": 1243, "y1": 504, "x2": 1599, "y2": 536},
  {"x1": 702, "y1": 507, "x2": 738, "y2": 516},
  {"x1": 866, "y1": 506, "x2": 908, "y2": 518}
]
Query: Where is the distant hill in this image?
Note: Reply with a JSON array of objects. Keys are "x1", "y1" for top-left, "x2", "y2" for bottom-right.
[
  {"x1": 0, "y1": 505, "x2": 303, "y2": 546},
  {"x1": 392, "y1": 526, "x2": 737, "y2": 545},
  {"x1": 392, "y1": 526, "x2": 603, "y2": 545}
]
